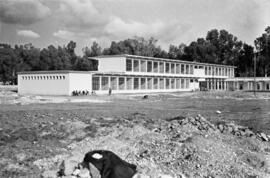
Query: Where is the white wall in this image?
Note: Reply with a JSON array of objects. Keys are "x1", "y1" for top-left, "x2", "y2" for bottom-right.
[
  {"x1": 18, "y1": 74, "x2": 70, "y2": 95},
  {"x1": 69, "y1": 73, "x2": 92, "y2": 95},
  {"x1": 97, "y1": 57, "x2": 126, "y2": 72}
]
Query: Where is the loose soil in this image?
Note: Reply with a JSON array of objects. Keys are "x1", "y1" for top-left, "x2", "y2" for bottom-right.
[{"x1": 0, "y1": 91, "x2": 270, "y2": 177}]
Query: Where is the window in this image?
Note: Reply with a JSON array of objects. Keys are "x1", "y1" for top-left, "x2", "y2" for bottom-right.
[
  {"x1": 118, "y1": 77, "x2": 125, "y2": 90},
  {"x1": 134, "y1": 78, "x2": 139, "y2": 90},
  {"x1": 126, "y1": 59, "x2": 132, "y2": 71},
  {"x1": 267, "y1": 83, "x2": 270, "y2": 90},
  {"x1": 186, "y1": 79, "x2": 190, "y2": 88},
  {"x1": 147, "y1": 61, "x2": 152, "y2": 72},
  {"x1": 181, "y1": 78, "x2": 185, "y2": 89},
  {"x1": 176, "y1": 64, "x2": 180, "y2": 74},
  {"x1": 181, "y1": 64, "x2": 185, "y2": 74},
  {"x1": 215, "y1": 68, "x2": 218, "y2": 76},
  {"x1": 110, "y1": 77, "x2": 117, "y2": 90},
  {"x1": 175, "y1": 78, "x2": 180, "y2": 89},
  {"x1": 53, "y1": 76, "x2": 55, "y2": 80},
  {"x1": 43, "y1": 76, "x2": 46, "y2": 80},
  {"x1": 219, "y1": 68, "x2": 222, "y2": 76},
  {"x1": 225, "y1": 68, "x2": 228, "y2": 76},
  {"x1": 208, "y1": 66, "x2": 211, "y2": 75},
  {"x1": 92, "y1": 77, "x2": 100, "y2": 90},
  {"x1": 171, "y1": 78, "x2": 175, "y2": 89},
  {"x1": 166, "y1": 78, "x2": 170, "y2": 89},
  {"x1": 190, "y1": 65, "x2": 194, "y2": 74},
  {"x1": 186, "y1": 65, "x2": 189, "y2": 74},
  {"x1": 147, "y1": 78, "x2": 152, "y2": 89},
  {"x1": 133, "y1": 60, "x2": 139, "y2": 72},
  {"x1": 101, "y1": 77, "x2": 109, "y2": 90},
  {"x1": 171, "y1": 63, "x2": 175, "y2": 74},
  {"x1": 59, "y1": 76, "x2": 62, "y2": 80},
  {"x1": 126, "y1": 78, "x2": 132, "y2": 90},
  {"x1": 154, "y1": 62, "x2": 158, "y2": 73},
  {"x1": 154, "y1": 78, "x2": 158, "y2": 89},
  {"x1": 165, "y1": 63, "x2": 170, "y2": 73},
  {"x1": 141, "y1": 78, "x2": 146, "y2": 90},
  {"x1": 159, "y1": 78, "x2": 164, "y2": 89},
  {"x1": 159, "y1": 62, "x2": 164, "y2": 73},
  {"x1": 205, "y1": 66, "x2": 208, "y2": 75},
  {"x1": 56, "y1": 76, "x2": 58, "y2": 80},
  {"x1": 34, "y1": 76, "x2": 36, "y2": 80},
  {"x1": 63, "y1": 76, "x2": 65, "y2": 80},
  {"x1": 140, "y1": 60, "x2": 146, "y2": 72}
]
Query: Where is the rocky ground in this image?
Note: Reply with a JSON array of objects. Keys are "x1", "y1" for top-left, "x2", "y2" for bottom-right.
[{"x1": 1, "y1": 90, "x2": 270, "y2": 178}]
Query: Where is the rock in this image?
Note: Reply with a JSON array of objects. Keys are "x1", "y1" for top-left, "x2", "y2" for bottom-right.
[
  {"x1": 142, "y1": 95, "x2": 149, "y2": 99},
  {"x1": 216, "y1": 110, "x2": 221, "y2": 114},
  {"x1": 218, "y1": 124, "x2": 224, "y2": 132},
  {"x1": 258, "y1": 132, "x2": 269, "y2": 142}
]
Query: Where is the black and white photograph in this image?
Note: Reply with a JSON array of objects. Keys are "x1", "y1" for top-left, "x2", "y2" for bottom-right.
[{"x1": 0, "y1": 0, "x2": 270, "y2": 177}]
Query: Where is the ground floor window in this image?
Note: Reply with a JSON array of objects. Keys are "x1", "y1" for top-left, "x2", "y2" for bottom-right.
[
  {"x1": 92, "y1": 77, "x2": 100, "y2": 90},
  {"x1": 147, "y1": 78, "x2": 152, "y2": 89},
  {"x1": 166, "y1": 78, "x2": 170, "y2": 89},
  {"x1": 159, "y1": 78, "x2": 164, "y2": 89},
  {"x1": 186, "y1": 79, "x2": 190, "y2": 88},
  {"x1": 118, "y1": 77, "x2": 125, "y2": 90},
  {"x1": 171, "y1": 78, "x2": 175, "y2": 89},
  {"x1": 101, "y1": 77, "x2": 109, "y2": 90},
  {"x1": 267, "y1": 83, "x2": 270, "y2": 90},
  {"x1": 141, "y1": 78, "x2": 146, "y2": 89},
  {"x1": 110, "y1": 77, "x2": 117, "y2": 90},
  {"x1": 176, "y1": 79, "x2": 180, "y2": 89},
  {"x1": 181, "y1": 79, "x2": 185, "y2": 89},
  {"x1": 134, "y1": 78, "x2": 139, "y2": 90},
  {"x1": 127, "y1": 78, "x2": 132, "y2": 90},
  {"x1": 153, "y1": 78, "x2": 158, "y2": 89}
]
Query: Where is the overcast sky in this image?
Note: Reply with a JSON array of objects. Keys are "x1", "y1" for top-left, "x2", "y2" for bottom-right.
[{"x1": 0, "y1": 0, "x2": 269, "y2": 55}]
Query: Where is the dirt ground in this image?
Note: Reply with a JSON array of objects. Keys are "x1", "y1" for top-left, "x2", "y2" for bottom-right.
[{"x1": 0, "y1": 90, "x2": 270, "y2": 177}]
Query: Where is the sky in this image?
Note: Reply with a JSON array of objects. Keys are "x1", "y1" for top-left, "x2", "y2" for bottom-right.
[{"x1": 0, "y1": 0, "x2": 269, "y2": 55}]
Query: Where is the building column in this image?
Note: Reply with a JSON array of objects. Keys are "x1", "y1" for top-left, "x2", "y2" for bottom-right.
[
  {"x1": 99, "y1": 76, "x2": 102, "y2": 90},
  {"x1": 124, "y1": 77, "x2": 127, "y2": 90}
]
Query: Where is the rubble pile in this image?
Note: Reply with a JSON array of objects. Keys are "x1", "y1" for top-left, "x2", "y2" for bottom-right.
[
  {"x1": 158, "y1": 114, "x2": 270, "y2": 142},
  {"x1": 37, "y1": 114, "x2": 270, "y2": 178}
]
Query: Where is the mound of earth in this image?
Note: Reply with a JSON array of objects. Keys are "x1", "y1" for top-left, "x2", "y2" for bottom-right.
[{"x1": 36, "y1": 115, "x2": 270, "y2": 178}]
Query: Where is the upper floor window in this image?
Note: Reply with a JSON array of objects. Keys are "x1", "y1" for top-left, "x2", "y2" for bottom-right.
[
  {"x1": 133, "y1": 60, "x2": 139, "y2": 72},
  {"x1": 171, "y1": 63, "x2": 175, "y2": 74},
  {"x1": 126, "y1": 59, "x2": 132, "y2": 71},
  {"x1": 147, "y1": 61, "x2": 152, "y2": 72},
  {"x1": 153, "y1": 62, "x2": 158, "y2": 73},
  {"x1": 186, "y1": 65, "x2": 189, "y2": 74},
  {"x1": 176, "y1": 64, "x2": 180, "y2": 74},
  {"x1": 159, "y1": 62, "x2": 164, "y2": 73},
  {"x1": 181, "y1": 64, "x2": 185, "y2": 74},
  {"x1": 190, "y1": 65, "x2": 194, "y2": 74},
  {"x1": 165, "y1": 63, "x2": 170, "y2": 73},
  {"x1": 140, "y1": 60, "x2": 146, "y2": 72}
]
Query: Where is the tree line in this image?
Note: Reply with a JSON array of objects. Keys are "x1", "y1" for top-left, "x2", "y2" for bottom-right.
[{"x1": 0, "y1": 27, "x2": 269, "y2": 84}]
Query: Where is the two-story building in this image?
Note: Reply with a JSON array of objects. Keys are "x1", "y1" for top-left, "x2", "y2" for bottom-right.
[{"x1": 17, "y1": 54, "x2": 236, "y2": 95}]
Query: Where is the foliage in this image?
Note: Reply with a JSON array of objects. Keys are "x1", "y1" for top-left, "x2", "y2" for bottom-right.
[{"x1": 1, "y1": 27, "x2": 270, "y2": 84}]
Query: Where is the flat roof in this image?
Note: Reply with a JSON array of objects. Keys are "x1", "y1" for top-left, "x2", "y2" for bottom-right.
[
  {"x1": 92, "y1": 54, "x2": 236, "y2": 68},
  {"x1": 17, "y1": 70, "x2": 94, "y2": 75}
]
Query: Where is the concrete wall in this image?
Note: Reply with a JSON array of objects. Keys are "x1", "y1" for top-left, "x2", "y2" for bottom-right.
[
  {"x1": 69, "y1": 73, "x2": 92, "y2": 95},
  {"x1": 97, "y1": 57, "x2": 126, "y2": 72},
  {"x1": 18, "y1": 73, "x2": 70, "y2": 95}
]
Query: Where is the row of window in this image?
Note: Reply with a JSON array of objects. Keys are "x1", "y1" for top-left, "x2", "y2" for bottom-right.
[
  {"x1": 92, "y1": 76, "x2": 191, "y2": 91},
  {"x1": 205, "y1": 79, "x2": 227, "y2": 90},
  {"x1": 21, "y1": 75, "x2": 66, "y2": 80},
  {"x1": 205, "y1": 66, "x2": 234, "y2": 77},
  {"x1": 126, "y1": 59, "x2": 194, "y2": 75},
  {"x1": 126, "y1": 58, "x2": 234, "y2": 77}
]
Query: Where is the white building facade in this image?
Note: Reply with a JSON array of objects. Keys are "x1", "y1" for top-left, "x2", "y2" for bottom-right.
[{"x1": 17, "y1": 55, "x2": 236, "y2": 95}]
